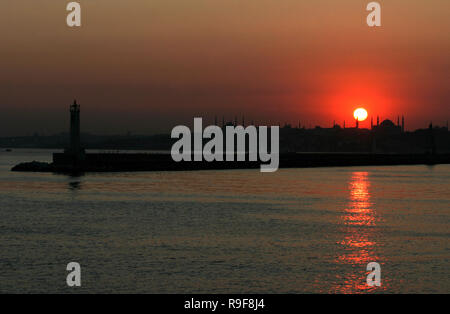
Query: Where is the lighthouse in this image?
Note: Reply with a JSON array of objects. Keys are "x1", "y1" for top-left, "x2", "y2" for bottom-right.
[{"x1": 65, "y1": 99, "x2": 85, "y2": 162}]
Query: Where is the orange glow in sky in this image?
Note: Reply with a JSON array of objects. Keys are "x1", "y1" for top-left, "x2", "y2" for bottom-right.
[{"x1": 0, "y1": 1, "x2": 449, "y2": 135}]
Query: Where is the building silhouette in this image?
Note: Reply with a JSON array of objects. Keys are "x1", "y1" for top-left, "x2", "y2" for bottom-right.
[
  {"x1": 2, "y1": 106, "x2": 449, "y2": 155},
  {"x1": 372, "y1": 119, "x2": 402, "y2": 135}
]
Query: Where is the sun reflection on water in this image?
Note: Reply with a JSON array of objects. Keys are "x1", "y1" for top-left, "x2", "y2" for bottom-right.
[{"x1": 333, "y1": 171, "x2": 386, "y2": 293}]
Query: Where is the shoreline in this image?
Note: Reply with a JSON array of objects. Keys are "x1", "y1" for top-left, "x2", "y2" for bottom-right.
[{"x1": 11, "y1": 152, "x2": 450, "y2": 173}]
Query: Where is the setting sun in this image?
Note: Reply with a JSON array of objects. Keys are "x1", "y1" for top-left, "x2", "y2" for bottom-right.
[{"x1": 353, "y1": 108, "x2": 368, "y2": 122}]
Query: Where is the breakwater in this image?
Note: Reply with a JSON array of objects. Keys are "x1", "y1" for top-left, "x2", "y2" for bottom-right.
[{"x1": 11, "y1": 152, "x2": 450, "y2": 173}]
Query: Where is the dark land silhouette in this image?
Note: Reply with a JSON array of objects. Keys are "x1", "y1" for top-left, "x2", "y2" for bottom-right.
[{"x1": 7, "y1": 100, "x2": 450, "y2": 173}]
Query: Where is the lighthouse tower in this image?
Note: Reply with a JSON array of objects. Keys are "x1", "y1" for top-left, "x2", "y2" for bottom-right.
[{"x1": 65, "y1": 99, "x2": 85, "y2": 162}]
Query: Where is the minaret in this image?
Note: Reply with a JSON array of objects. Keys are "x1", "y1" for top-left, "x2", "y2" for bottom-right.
[
  {"x1": 371, "y1": 117, "x2": 373, "y2": 129},
  {"x1": 402, "y1": 116, "x2": 405, "y2": 132},
  {"x1": 377, "y1": 116, "x2": 380, "y2": 126}
]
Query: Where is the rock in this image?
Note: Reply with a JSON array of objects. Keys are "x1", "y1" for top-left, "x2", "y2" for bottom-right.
[{"x1": 11, "y1": 161, "x2": 53, "y2": 172}]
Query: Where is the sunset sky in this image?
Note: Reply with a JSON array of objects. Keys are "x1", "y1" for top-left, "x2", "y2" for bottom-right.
[{"x1": 0, "y1": 0, "x2": 449, "y2": 135}]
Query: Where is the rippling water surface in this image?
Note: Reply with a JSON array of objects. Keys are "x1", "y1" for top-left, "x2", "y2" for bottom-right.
[{"x1": 0, "y1": 149, "x2": 449, "y2": 293}]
